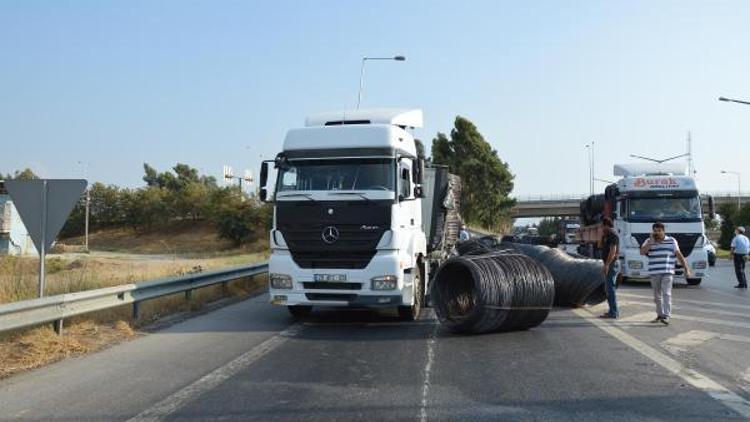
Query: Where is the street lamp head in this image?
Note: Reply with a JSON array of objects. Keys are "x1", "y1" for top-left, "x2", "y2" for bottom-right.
[
  {"x1": 394, "y1": 55, "x2": 406, "y2": 61},
  {"x1": 722, "y1": 170, "x2": 728, "y2": 174},
  {"x1": 718, "y1": 97, "x2": 729, "y2": 102}
]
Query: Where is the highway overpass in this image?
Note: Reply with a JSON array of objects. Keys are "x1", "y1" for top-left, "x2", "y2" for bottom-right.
[{"x1": 511, "y1": 192, "x2": 750, "y2": 218}]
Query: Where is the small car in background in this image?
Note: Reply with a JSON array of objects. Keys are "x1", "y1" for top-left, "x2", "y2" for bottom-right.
[{"x1": 705, "y1": 237, "x2": 717, "y2": 267}]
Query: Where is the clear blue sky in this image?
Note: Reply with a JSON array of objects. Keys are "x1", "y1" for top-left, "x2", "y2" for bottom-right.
[{"x1": 2, "y1": 1, "x2": 749, "y2": 197}]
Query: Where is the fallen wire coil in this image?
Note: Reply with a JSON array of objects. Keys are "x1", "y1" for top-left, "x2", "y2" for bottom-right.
[
  {"x1": 503, "y1": 243, "x2": 606, "y2": 307},
  {"x1": 455, "y1": 239, "x2": 492, "y2": 256},
  {"x1": 430, "y1": 251, "x2": 555, "y2": 334}
]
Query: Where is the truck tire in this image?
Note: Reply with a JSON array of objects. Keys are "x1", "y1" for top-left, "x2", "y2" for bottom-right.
[
  {"x1": 686, "y1": 278, "x2": 702, "y2": 286},
  {"x1": 399, "y1": 269, "x2": 423, "y2": 321},
  {"x1": 288, "y1": 305, "x2": 313, "y2": 318}
]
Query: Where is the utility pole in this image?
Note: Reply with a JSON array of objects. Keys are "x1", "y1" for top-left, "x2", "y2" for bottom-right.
[
  {"x1": 84, "y1": 187, "x2": 90, "y2": 252},
  {"x1": 686, "y1": 131, "x2": 694, "y2": 176}
]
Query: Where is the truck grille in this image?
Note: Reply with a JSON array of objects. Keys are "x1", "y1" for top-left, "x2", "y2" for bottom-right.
[
  {"x1": 289, "y1": 251, "x2": 377, "y2": 269},
  {"x1": 305, "y1": 293, "x2": 357, "y2": 302},
  {"x1": 632, "y1": 233, "x2": 701, "y2": 258},
  {"x1": 276, "y1": 200, "x2": 391, "y2": 270},
  {"x1": 302, "y1": 282, "x2": 363, "y2": 290}
]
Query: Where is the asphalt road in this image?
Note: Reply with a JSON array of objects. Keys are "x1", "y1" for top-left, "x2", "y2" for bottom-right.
[{"x1": 1, "y1": 260, "x2": 750, "y2": 421}]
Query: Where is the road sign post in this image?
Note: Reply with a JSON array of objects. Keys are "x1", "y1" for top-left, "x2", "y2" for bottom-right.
[{"x1": 5, "y1": 179, "x2": 87, "y2": 298}]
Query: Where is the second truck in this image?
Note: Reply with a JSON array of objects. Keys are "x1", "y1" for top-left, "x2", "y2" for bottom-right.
[{"x1": 577, "y1": 162, "x2": 714, "y2": 285}]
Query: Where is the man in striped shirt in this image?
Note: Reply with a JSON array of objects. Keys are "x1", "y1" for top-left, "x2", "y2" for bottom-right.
[{"x1": 639, "y1": 222, "x2": 692, "y2": 325}]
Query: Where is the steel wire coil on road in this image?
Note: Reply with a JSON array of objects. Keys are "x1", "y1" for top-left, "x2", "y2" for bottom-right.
[
  {"x1": 503, "y1": 243, "x2": 606, "y2": 307},
  {"x1": 430, "y1": 252, "x2": 555, "y2": 334},
  {"x1": 455, "y1": 239, "x2": 493, "y2": 256}
]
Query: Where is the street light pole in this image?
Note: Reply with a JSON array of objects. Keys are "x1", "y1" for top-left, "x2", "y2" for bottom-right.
[
  {"x1": 719, "y1": 96, "x2": 750, "y2": 106},
  {"x1": 356, "y1": 55, "x2": 406, "y2": 109},
  {"x1": 721, "y1": 170, "x2": 742, "y2": 211}
]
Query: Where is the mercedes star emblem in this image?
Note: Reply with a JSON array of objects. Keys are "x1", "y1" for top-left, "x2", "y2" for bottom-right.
[{"x1": 321, "y1": 226, "x2": 340, "y2": 244}]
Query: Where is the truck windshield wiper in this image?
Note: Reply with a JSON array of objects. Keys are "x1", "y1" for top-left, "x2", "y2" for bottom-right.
[
  {"x1": 327, "y1": 191, "x2": 373, "y2": 203},
  {"x1": 277, "y1": 193, "x2": 315, "y2": 202}
]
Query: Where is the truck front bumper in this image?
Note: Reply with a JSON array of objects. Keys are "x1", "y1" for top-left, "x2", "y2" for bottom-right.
[
  {"x1": 268, "y1": 249, "x2": 412, "y2": 308},
  {"x1": 619, "y1": 248, "x2": 707, "y2": 281}
]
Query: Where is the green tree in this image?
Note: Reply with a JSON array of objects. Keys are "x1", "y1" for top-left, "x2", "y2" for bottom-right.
[
  {"x1": 537, "y1": 217, "x2": 561, "y2": 237},
  {"x1": 719, "y1": 203, "x2": 750, "y2": 249},
  {"x1": 431, "y1": 116, "x2": 515, "y2": 230},
  {"x1": 3, "y1": 168, "x2": 39, "y2": 180}
]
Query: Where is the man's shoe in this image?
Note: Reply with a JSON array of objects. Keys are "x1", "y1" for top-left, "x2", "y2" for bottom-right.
[
  {"x1": 599, "y1": 313, "x2": 616, "y2": 319},
  {"x1": 660, "y1": 317, "x2": 670, "y2": 325},
  {"x1": 735, "y1": 285, "x2": 744, "y2": 288},
  {"x1": 651, "y1": 316, "x2": 662, "y2": 323}
]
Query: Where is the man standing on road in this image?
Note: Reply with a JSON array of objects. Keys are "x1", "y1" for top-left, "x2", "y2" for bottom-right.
[
  {"x1": 640, "y1": 222, "x2": 692, "y2": 325},
  {"x1": 730, "y1": 226, "x2": 749, "y2": 289},
  {"x1": 599, "y1": 217, "x2": 619, "y2": 319}
]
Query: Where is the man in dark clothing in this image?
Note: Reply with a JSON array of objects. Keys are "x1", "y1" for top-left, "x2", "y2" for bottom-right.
[{"x1": 599, "y1": 217, "x2": 620, "y2": 319}]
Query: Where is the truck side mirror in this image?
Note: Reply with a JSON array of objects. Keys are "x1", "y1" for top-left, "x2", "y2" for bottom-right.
[
  {"x1": 708, "y1": 195, "x2": 716, "y2": 220},
  {"x1": 260, "y1": 162, "x2": 268, "y2": 187},
  {"x1": 260, "y1": 188, "x2": 268, "y2": 202},
  {"x1": 413, "y1": 186, "x2": 424, "y2": 198}
]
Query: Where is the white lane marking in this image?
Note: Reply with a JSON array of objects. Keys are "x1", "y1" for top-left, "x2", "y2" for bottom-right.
[
  {"x1": 620, "y1": 299, "x2": 749, "y2": 319},
  {"x1": 617, "y1": 312, "x2": 655, "y2": 324},
  {"x1": 420, "y1": 321, "x2": 438, "y2": 422},
  {"x1": 661, "y1": 330, "x2": 718, "y2": 356},
  {"x1": 619, "y1": 292, "x2": 750, "y2": 312},
  {"x1": 127, "y1": 324, "x2": 303, "y2": 422},
  {"x1": 574, "y1": 308, "x2": 750, "y2": 418},
  {"x1": 670, "y1": 314, "x2": 750, "y2": 330}
]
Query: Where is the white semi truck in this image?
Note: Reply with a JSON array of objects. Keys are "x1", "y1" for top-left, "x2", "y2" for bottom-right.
[
  {"x1": 258, "y1": 109, "x2": 461, "y2": 319},
  {"x1": 578, "y1": 162, "x2": 714, "y2": 285}
]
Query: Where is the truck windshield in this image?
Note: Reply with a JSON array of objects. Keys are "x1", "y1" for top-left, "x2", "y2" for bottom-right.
[
  {"x1": 627, "y1": 195, "x2": 702, "y2": 222},
  {"x1": 277, "y1": 158, "x2": 395, "y2": 192}
]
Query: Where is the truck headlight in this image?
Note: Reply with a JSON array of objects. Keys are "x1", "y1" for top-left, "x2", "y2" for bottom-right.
[
  {"x1": 270, "y1": 273, "x2": 293, "y2": 289},
  {"x1": 692, "y1": 261, "x2": 707, "y2": 269},
  {"x1": 371, "y1": 275, "x2": 398, "y2": 290},
  {"x1": 628, "y1": 261, "x2": 643, "y2": 269}
]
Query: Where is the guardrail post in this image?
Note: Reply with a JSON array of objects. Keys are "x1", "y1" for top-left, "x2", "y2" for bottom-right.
[
  {"x1": 53, "y1": 319, "x2": 63, "y2": 335},
  {"x1": 132, "y1": 301, "x2": 141, "y2": 321}
]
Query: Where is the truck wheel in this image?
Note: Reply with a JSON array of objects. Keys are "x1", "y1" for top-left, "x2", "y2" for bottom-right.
[
  {"x1": 288, "y1": 305, "x2": 313, "y2": 318},
  {"x1": 398, "y1": 270, "x2": 423, "y2": 321},
  {"x1": 686, "y1": 278, "x2": 702, "y2": 286}
]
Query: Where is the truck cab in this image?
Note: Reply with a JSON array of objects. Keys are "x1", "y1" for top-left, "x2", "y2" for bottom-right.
[
  {"x1": 259, "y1": 109, "x2": 429, "y2": 319},
  {"x1": 613, "y1": 163, "x2": 711, "y2": 285},
  {"x1": 579, "y1": 162, "x2": 713, "y2": 285}
]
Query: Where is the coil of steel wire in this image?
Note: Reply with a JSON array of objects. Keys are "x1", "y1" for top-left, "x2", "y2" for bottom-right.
[
  {"x1": 430, "y1": 252, "x2": 555, "y2": 334},
  {"x1": 455, "y1": 239, "x2": 493, "y2": 256},
  {"x1": 503, "y1": 243, "x2": 606, "y2": 307}
]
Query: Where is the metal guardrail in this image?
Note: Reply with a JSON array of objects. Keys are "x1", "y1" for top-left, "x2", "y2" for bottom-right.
[{"x1": 0, "y1": 262, "x2": 268, "y2": 335}]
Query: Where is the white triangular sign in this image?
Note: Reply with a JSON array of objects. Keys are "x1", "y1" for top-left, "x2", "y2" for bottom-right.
[{"x1": 5, "y1": 179, "x2": 87, "y2": 253}]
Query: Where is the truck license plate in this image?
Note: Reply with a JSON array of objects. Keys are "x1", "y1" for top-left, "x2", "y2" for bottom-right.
[{"x1": 314, "y1": 274, "x2": 347, "y2": 282}]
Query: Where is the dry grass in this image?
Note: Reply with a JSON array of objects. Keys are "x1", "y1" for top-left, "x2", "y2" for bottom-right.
[
  {"x1": 0, "y1": 250, "x2": 268, "y2": 304},
  {"x1": 57, "y1": 221, "x2": 262, "y2": 256},
  {"x1": 0, "y1": 320, "x2": 136, "y2": 378}
]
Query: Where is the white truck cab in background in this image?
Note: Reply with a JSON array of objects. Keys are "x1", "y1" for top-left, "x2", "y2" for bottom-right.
[{"x1": 579, "y1": 162, "x2": 715, "y2": 285}]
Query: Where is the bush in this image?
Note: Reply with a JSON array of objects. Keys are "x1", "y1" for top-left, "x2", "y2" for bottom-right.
[
  {"x1": 213, "y1": 197, "x2": 266, "y2": 246},
  {"x1": 718, "y1": 203, "x2": 750, "y2": 249}
]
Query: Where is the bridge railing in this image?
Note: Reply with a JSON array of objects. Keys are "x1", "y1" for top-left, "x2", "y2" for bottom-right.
[
  {"x1": 0, "y1": 262, "x2": 268, "y2": 335},
  {"x1": 511, "y1": 194, "x2": 588, "y2": 202}
]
